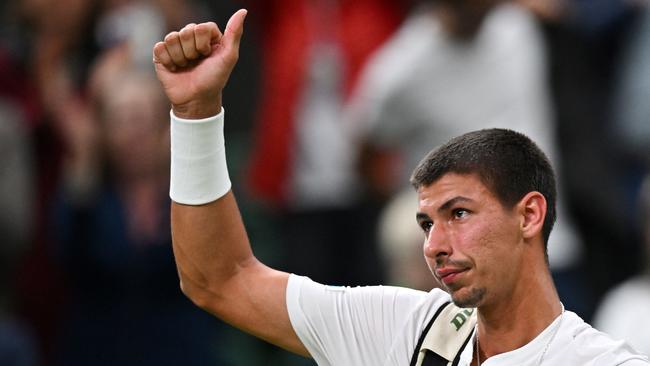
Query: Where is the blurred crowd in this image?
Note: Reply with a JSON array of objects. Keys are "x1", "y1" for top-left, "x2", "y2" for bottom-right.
[{"x1": 1, "y1": 0, "x2": 649, "y2": 365}]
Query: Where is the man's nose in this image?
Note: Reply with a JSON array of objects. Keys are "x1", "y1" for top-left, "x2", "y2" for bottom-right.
[{"x1": 423, "y1": 223, "x2": 452, "y2": 260}]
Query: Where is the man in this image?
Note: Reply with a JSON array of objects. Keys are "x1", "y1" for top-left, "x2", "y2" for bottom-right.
[{"x1": 152, "y1": 10, "x2": 649, "y2": 365}]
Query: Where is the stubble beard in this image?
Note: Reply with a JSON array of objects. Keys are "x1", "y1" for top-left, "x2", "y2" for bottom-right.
[
  {"x1": 450, "y1": 286, "x2": 486, "y2": 308},
  {"x1": 430, "y1": 258, "x2": 485, "y2": 308}
]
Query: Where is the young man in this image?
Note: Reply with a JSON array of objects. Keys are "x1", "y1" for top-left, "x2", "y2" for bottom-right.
[{"x1": 152, "y1": 10, "x2": 649, "y2": 365}]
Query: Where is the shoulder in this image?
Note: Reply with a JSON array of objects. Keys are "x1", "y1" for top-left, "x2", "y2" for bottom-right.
[
  {"x1": 555, "y1": 311, "x2": 650, "y2": 365},
  {"x1": 287, "y1": 274, "x2": 450, "y2": 316},
  {"x1": 286, "y1": 274, "x2": 453, "y2": 335},
  {"x1": 353, "y1": 6, "x2": 441, "y2": 95},
  {"x1": 376, "y1": 6, "x2": 441, "y2": 61},
  {"x1": 286, "y1": 275, "x2": 454, "y2": 365},
  {"x1": 595, "y1": 276, "x2": 650, "y2": 317}
]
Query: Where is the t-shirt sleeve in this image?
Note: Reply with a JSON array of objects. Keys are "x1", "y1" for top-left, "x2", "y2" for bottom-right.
[{"x1": 286, "y1": 274, "x2": 429, "y2": 366}]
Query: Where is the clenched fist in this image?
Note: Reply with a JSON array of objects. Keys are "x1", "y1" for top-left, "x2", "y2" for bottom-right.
[{"x1": 153, "y1": 9, "x2": 247, "y2": 119}]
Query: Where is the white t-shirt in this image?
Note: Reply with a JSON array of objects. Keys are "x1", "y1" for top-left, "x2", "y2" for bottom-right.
[{"x1": 286, "y1": 275, "x2": 649, "y2": 366}]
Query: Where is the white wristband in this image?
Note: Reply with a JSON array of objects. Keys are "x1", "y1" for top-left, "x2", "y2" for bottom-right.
[{"x1": 170, "y1": 107, "x2": 231, "y2": 205}]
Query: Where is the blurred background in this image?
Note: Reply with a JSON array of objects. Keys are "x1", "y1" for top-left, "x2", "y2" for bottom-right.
[{"x1": 1, "y1": 0, "x2": 649, "y2": 364}]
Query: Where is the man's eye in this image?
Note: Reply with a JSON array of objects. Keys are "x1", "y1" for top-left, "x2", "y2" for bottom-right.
[
  {"x1": 452, "y1": 209, "x2": 469, "y2": 219},
  {"x1": 420, "y1": 222, "x2": 433, "y2": 233}
]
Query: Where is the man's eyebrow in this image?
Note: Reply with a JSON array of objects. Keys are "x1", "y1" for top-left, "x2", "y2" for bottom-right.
[
  {"x1": 416, "y1": 212, "x2": 430, "y2": 222},
  {"x1": 416, "y1": 196, "x2": 473, "y2": 221},
  {"x1": 438, "y1": 196, "x2": 473, "y2": 213}
]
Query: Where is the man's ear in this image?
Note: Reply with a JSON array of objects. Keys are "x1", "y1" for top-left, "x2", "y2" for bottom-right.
[{"x1": 518, "y1": 191, "x2": 547, "y2": 240}]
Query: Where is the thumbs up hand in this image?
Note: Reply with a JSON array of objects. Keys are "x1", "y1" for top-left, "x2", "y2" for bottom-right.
[{"x1": 153, "y1": 9, "x2": 247, "y2": 118}]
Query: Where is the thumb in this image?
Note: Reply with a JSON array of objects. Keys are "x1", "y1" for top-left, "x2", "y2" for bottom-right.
[{"x1": 223, "y1": 9, "x2": 247, "y2": 53}]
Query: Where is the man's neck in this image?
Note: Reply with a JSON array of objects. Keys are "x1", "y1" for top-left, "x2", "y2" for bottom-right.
[{"x1": 475, "y1": 265, "x2": 562, "y2": 360}]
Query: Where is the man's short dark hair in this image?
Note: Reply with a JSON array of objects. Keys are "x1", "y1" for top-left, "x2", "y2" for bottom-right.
[{"x1": 410, "y1": 128, "x2": 557, "y2": 256}]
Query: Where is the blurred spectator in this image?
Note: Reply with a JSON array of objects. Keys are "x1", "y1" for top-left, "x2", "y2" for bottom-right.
[
  {"x1": 592, "y1": 4, "x2": 650, "y2": 355},
  {"x1": 0, "y1": 51, "x2": 39, "y2": 366},
  {"x1": 524, "y1": 0, "x2": 643, "y2": 320},
  {"x1": 245, "y1": 0, "x2": 407, "y2": 286},
  {"x1": 346, "y1": 0, "x2": 584, "y2": 302},
  {"x1": 612, "y1": 1, "x2": 650, "y2": 172},
  {"x1": 593, "y1": 176, "x2": 650, "y2": 357},
  {"x1": 377, "y1": 188, "x2": 433, "y2": 291},
  {"x1": 0, "y1": 59, "x2": 36, "y2": 305},
  {"x1": 2, "y1": 0, "x2": 226, "y2": 363},
  {"x1": 50, "y1": 46, "x2": 226, "y2": 365},
  {"x1": 1, "y1": 0, "x2": 55, "y2": 358}
]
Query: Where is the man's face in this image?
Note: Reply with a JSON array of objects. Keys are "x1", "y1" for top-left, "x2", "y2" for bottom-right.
[{"x1": 416, "y1": 173, "x2": 524, "y2": 308}]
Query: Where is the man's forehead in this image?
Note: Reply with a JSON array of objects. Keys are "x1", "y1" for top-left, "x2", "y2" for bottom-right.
[
  {"x1": 416, "y1": 173, "x2": 489, "y2": 207},
  {"x1": 417, "y1": 172, "x2": 485, "y2": 193}
]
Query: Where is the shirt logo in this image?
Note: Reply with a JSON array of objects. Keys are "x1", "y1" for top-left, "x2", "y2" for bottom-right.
[{"x1": 450, "y1": 308, "x2": 475, "y2": 331}]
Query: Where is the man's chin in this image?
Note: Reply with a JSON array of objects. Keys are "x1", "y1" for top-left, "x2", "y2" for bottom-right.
[{"x1": 450, "y1": 287, "x2": 486, "y2": 308}]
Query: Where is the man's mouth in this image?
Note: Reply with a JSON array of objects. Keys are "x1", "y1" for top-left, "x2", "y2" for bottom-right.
[{"x1": 435, "y1": 267, "x2": 468, "y2": 285}]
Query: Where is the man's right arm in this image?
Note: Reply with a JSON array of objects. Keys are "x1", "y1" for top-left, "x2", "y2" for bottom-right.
[
  {"x1": 172, "y1": 193, "x2": 307, "y2": 354},
  {"x1": 152, "y1": 10, "x2": 309, "y2": 356}
]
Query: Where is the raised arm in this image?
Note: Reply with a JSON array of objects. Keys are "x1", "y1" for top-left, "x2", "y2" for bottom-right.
[{"x1": 152, "y1": 10, "x2": 308, "y2": 356}]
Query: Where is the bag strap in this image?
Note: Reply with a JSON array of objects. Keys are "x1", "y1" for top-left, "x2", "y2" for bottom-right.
[
  {"x1": 410, "y1": 302, "x2": 477, "y2": 366},
  {"x1": 410, "y1": 301, "x2": 450, "y2": 366}
]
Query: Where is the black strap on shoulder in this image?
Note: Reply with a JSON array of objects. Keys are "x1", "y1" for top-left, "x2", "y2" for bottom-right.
[
  {"x1": 422, "y1": 351, "x2": 448, "y2": 366},
  {"x1": 421, "y1": 328, "x2": 474, "y2": 366},
  {"x1": 409, "y1": 301, "x2": 451, "y2": 366},
  {"x1": 450, "y1": 329, "x2": 474, "y2": 366}
]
